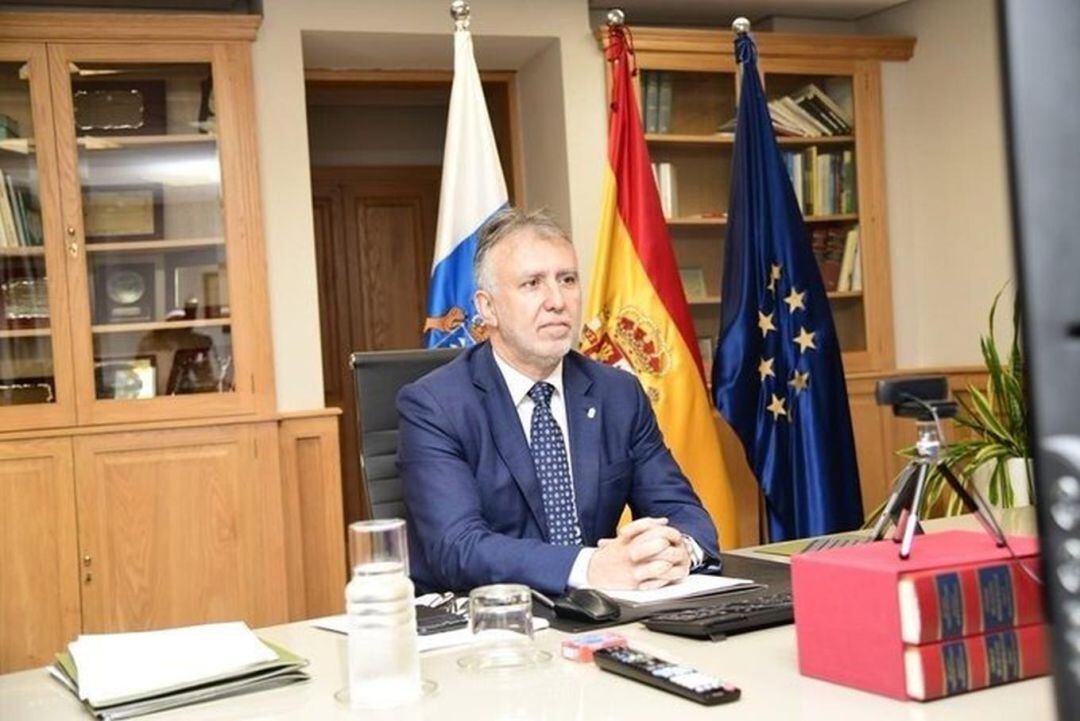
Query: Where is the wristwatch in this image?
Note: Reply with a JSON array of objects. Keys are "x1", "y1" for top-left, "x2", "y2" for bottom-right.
[{"x1": 681, "y1": 534, "x2": 705, "y2": 569}]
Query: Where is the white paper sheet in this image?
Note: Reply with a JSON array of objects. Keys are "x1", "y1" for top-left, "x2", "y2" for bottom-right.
[
  {"x1": 600, "y1": 574, "x2": 755, "y2": 606},
  {"x1": 69, "y1": 622, "x2": 278, "y2": 707}
]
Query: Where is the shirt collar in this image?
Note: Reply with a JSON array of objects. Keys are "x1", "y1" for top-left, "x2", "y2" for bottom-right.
[{"x1": 491, "y1": 347, "x2": 565, "y2": 408}]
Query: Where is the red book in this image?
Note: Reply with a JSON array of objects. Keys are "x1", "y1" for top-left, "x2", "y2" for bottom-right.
[
  {"x1": 791, "y1": 530, "x2": 1043, "y2": 700},
  {"x1": 905, "y1": 623, "x2": 1049, "y2": 700},
  {"x1": 899, "y1": 555, "x2": 1043, "y2": 644}
]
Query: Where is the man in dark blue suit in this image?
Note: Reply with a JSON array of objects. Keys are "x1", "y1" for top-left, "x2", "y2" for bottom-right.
[{"x1": 398, "y1": 208, "x2": 720, "y2": 595}]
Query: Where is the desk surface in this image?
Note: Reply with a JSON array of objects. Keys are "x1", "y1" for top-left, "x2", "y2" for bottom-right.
[{"x1": 0, "y1": 509, "x2": 1055, "y2": 721}]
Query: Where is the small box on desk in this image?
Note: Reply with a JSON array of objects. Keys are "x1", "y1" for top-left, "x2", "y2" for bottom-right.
[{"x1": 791, "y1": 530, "x2": 1045, "y2": 700}]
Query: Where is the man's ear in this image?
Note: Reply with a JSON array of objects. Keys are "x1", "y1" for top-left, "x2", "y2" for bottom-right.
[{"x1": 475, "y1": 288, "x2": 497, "y2": 329}]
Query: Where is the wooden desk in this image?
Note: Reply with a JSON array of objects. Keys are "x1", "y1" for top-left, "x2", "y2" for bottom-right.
[{"x1": 0, "y1": 508, "x2": 1055, "y2": 720}]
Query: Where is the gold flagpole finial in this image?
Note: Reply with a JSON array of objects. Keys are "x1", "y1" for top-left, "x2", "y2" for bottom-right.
[
  {"x1": 607, "y1": 8, "x2": 626, "y2": 27},
  {"x1": 732, "y1": 17, "x2": 751, "y2": 35}
]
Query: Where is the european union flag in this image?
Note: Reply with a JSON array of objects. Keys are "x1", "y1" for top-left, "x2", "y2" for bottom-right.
[{"x1": 712, "y1": 29, "x2": 863, "y2": 542}]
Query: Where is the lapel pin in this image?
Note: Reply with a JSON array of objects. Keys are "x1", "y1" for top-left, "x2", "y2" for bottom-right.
[{"x1": 587, "y1": 407, "x2": 596, "y2": 419}]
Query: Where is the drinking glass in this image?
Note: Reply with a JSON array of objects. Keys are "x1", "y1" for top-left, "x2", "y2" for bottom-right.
[{"x1": 457, "y1": 583, "x2": 551, "y2": 670}]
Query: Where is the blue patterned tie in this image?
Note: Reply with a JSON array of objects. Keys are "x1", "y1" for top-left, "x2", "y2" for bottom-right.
[{"x1": 527, "y1": 382, "x2": 584, "y2": 546}]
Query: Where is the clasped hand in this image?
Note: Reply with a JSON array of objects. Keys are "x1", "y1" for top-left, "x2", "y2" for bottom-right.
[{"x1": 586, "y1": 517, "x2": 691, "y2": 591}]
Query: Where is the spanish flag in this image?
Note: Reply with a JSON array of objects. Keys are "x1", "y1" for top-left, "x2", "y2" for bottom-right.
[{"x1": 580, "y1": 25, "x2": 738, "y2": 548}]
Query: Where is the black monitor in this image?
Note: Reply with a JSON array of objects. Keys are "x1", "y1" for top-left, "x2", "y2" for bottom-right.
[{"x1": 999, "y1": 0, "x2": 1080, "y2": 716}]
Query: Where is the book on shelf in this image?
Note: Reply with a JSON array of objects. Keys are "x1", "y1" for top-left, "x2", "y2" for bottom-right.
[
  {"x1": 651, "y1": 161, "x2": 677, "y2": 219},
  {"x1": 782, "y1": 151, "x2": 805, "y2": 210},
  {"x1": 898, "y1": 554, "x2": 1043, "y2": 645},
  {"x1": 822, "y1": 227, "x2": 847, "y2": 291},
  {"x1": 657, "y1": 72, "x2": 673, "y2": 133},
  {"x1": 904, "y1": 623, "x2": 1048, "y2": 701},
  {"x1": 0, "y1": 113, "x2": 18, "y2": 140},
  {"x1": 782, "y1": 147, "x2": 856, "y2": 216},
  {"x1": 643, "y1": 71, "x2": 661, "y2": 133},
  {"x1": 0, "y1": 170, "x2": 19, "y2": 248},
  {"x1": 48, "y1": 621, "x2": 309, "y2": 720},
  {"x1": 0, "y1": 170, "x2": 42, "y2": 248},
  {"x1": 719, "y1": 83, "x2": 853, "y2": 139},
  {"x1": 840, "y1": 149, "x2": 856, "y2": 214},
  {"x1": 850, "y1": 238, "x2": 862, "y2": 291},
  {"x1": 792, "y1": 84, "x2": 853, "y2": 134},
  {"x1": 836, "y1": 228, "x2": 859, "y2": 292},
  {"x1": 802, "y1": 146, "x2": 816, "y2": 214},
  {"x1": 792, "y1": 530, "x2": 1046, "y2": 701}
]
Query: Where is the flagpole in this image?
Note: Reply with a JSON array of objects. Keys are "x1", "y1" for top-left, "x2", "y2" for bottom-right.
[{"x1": 606, "y1": 7, "x2": 625, "y2": 27}]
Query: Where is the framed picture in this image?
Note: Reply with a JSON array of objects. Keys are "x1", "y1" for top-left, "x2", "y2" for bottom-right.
[
  {"x1": 679, "y1": 267, "x2": 708, "y2": 300},
  {"x1": 72, "y1": 79, "x2": 166, "y2": 136},
  {"x1": 0, "y1": 378, "x2": 54, "y2": 406},
  {"x1": 92, "y1": 255, "x2": 166, "y2": 324},
  {"x1": 173, "y1": 263, "x2": 229, "y2": 318},
  {"x1": 94, "y1": 356, "x2": 156, "y2": 400},
  {"x1": 697, "y1": 336, "x2": 715, "y2": 361},
  {"x1": 83, "y1": 184, "x2": 164, "y2": 243}
]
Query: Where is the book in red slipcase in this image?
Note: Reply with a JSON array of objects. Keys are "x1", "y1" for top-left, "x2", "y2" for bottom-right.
[
  {"x1": 905, "y1": 623, "x2": 1048, "y2": 700},
  {"x1": 791, "y1": 530, "x2": 1041, "y2": 700},
  {"x1": 899, "y1": 554, "x2": 1043, "y2": 644}
]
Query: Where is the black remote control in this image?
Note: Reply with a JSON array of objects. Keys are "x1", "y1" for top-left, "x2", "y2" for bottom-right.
[{"x1": 592, "y1": 647, "x2": 740, "y2": 706}]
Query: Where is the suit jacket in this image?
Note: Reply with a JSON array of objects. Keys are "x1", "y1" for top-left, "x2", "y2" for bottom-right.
[{"x1": 397, "y1": 341, "x2": 720, "y2": 595}]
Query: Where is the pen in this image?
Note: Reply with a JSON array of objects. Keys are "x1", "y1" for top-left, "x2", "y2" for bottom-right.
[{"x1": 531, "y1": 589, "x2": 555, "y2": 608}]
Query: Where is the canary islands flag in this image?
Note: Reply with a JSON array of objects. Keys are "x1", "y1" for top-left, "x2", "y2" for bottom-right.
[
  {"x1": 581, "y1": 24, "x2": 738, "y2": 549},
  {"x1": 423, "y1": 23, "x2": 508, "y2": 348},
  {"x1": 712, "y1": 30, "x2": 863, "y2": 542}
]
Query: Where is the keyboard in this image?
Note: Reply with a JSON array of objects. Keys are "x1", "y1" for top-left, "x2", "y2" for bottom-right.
[
  {"x1": 798, "y1": 534, "x2": 872, "y2": 553},
  {"x1": 642, "y1": 592, "x2": 794, "y2": 640}
]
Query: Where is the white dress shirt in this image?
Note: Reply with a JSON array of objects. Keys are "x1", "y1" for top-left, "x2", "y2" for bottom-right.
[{"x1": 491, "y1": 349, "x2": 703, "y2": 589}]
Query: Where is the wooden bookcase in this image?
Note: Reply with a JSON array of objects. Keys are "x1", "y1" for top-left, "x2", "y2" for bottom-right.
[
  {"x1": 0, "y1": 13, "x2": 345, "y2": 674},
  {"x1": 609, "y1": 27, "x2": 915, "y2": 374}
]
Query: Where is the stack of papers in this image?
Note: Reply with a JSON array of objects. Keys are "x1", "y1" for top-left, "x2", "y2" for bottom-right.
[
  {"x1": 601, "y1": 574, "x2": 755, "y2": 607},
  {"x1": 49, "y1": 622, "x2": 308, "y2": 720}
]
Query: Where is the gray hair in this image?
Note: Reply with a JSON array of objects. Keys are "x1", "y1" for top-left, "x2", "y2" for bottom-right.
[{"x1": 473, "y1": 207, "x2": 571, "y2": 292}]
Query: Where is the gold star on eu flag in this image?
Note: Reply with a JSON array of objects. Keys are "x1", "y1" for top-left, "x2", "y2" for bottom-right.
[
  {"x1": 758, "y1": 357, "x2": 775, "y2": 381},
  {"x1": 789, "y1": 369, "x2": 810, "y2": 393},
  {"x1": 758, "y1": 310, "x2": 776, "y2": 338},
  {"x1": 766, "y1": 393, "x2": 787, "y2": 421},
  {"x1": 794, "y1": 326, "x2": 817, "y2": 354},
  {"x1": 783, "y1": 287, "x2": 806, "y2": 313}
]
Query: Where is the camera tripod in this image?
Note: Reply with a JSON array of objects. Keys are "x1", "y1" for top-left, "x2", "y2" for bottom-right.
[{"x1": 869, "y1": 401, "x2": 1008, "y2": 559}]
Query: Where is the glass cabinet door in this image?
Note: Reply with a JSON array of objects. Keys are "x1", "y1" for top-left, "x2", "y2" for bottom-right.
[
  {"x1": 0, "y1": 46, "x2": 75, "y2": 428},
  {"x1": 49, "y1": 46, "x2": 254, "y2": 422}
]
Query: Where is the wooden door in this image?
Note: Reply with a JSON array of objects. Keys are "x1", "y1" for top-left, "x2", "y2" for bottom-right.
[
  {"x1": 74, "y1": 423, "x2": 288, "y2": 632},
  {"x1": 312, "y1": 166, "x2": 439, "y2": 524},
  {"x1": 0, "y1": 437, "x2": 79, "y2": 673}
]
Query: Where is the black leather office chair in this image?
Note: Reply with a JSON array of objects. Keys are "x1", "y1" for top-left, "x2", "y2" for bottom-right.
[{"x1": 349, "y1": 348, "x2": 462, "y2": 519}]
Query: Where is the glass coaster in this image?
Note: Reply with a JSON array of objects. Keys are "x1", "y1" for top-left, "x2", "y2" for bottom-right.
[
  {"x1": 333, "y1": 679, "x2": 437, "y2": 709},
  {"x1": 456, "y1": 646, "x2": 552, "y2": 672}
]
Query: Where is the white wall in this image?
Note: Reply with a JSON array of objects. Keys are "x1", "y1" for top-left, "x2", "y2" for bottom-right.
[
  {"x1": 858, "y1": 0, "x2": 1014, "y2": 367},
  {"x1": 517, "y1": 39, "x2": 575, "y2": 259},
  {"x1": 254, "y1": 0, "x2": 606, "y2": 410}
]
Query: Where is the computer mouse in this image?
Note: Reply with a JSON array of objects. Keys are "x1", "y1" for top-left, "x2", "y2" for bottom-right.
[{"x1": 554, "y1": 588, "x2": 621, "y2": 622}]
